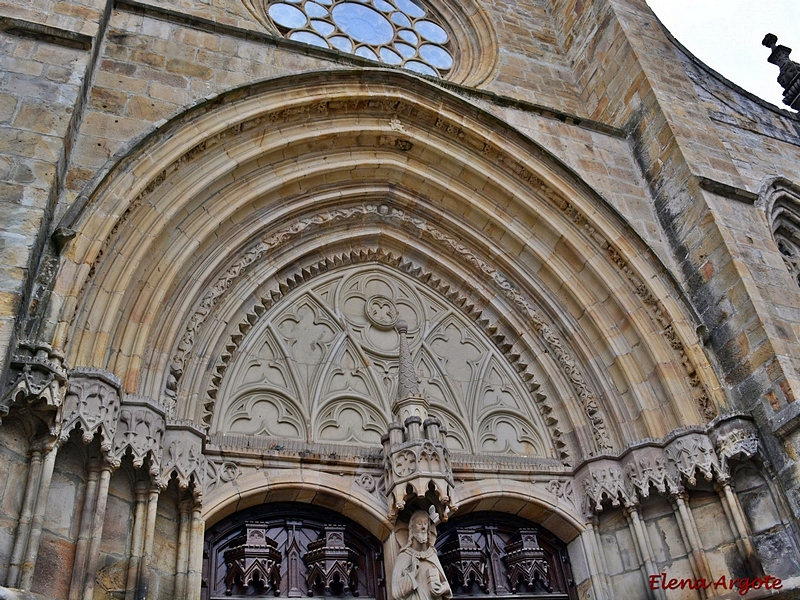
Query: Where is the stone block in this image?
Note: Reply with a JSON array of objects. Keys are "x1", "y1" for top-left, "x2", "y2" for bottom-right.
[{"x1": 29, "y1": 534, "x2": 75, "y2": 599}]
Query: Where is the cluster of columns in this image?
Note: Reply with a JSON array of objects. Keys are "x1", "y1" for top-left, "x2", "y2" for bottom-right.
[
  {"x1": 2, "y1": 365, "x2": 206, "y2": 600},
  {"x1": 578, "y1": 420, "x2": 772, "y2": 600}
]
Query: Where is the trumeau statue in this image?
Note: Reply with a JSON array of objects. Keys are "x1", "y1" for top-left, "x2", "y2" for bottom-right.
[{"x1": 392, "y1": 510, "x2": 452, "y2": 600}]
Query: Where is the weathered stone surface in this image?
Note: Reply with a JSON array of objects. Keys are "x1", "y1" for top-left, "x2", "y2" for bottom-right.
[{"x1": 1, "y1": 0, "x2": 800, "y2": 598}]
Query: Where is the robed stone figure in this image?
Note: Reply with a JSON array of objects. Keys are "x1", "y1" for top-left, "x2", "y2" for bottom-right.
[{"x1": 392, "y1": 510, "x2": 452, "y2": 600}]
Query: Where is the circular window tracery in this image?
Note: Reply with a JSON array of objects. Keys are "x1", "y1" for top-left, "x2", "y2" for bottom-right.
[{"x1": 265, "y1": 0, "x2": 455, "y2": 77}]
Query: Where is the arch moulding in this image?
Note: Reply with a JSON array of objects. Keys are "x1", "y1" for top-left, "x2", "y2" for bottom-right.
[{"x1": 45, "y1": 69, "x2": 724, "y2": 457}]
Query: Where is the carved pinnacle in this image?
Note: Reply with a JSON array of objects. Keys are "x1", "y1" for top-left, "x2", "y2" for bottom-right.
[{"x1": 395, "y1": 320, "x2": 419, "y2": 400}]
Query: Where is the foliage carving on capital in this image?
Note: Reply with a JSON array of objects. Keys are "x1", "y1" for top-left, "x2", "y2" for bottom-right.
[
  {"x1": 624, "y1": 450, "x2": 678, "y2": 499},
  {"x1": 582, "y1": 463, "x2": 632, "y2": 514},
  {"x1": 60, "y1": 368, "x2": 121, "y2": 453},
  {"x1": 713, "y1": 422, "x2": 760, "y2": 475},
  {"x1": 1, "y1": 342, "x2": 68, "y2": 438},
  {"x1": 161, "y1": 420, "x2": 206, "y2": 497},
  {"x1": 665, "y1": 434, "x2": 720, "y2": 487},
  {"x1": 111, "y1": 395, "x2": 166, "y2": 482}
]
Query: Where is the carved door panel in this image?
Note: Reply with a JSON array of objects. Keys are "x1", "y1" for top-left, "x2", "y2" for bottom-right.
[
  {"x1": 436, "y1": 513, "x2": 575, "y2": 600},
  {"x1": 203, "y1": 504, "x2": 385, "y2": 600}
]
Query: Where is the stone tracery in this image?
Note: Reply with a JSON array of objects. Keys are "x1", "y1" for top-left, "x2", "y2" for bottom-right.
[{"x1": 214, "y1": 262, "x2": 554, "y2": 458}]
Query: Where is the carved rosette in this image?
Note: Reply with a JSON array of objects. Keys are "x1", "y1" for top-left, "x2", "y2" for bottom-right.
[
  {"x1": 60, "y1": 368, "x2": 121, "y2": 453},
  {"x1": 439, "y1": 529, "x2": 488, "y2": 593},
  {"x1": 1, "y1": 342, "x2": 68, "y2": 436},
  {"x1": 161, "y1": 420, "x2": 206, "y2": 498},
  {"x1": 503, "y1": 529, "x2": 551, "y2": 593},
  {"x1": 303, "y1": 525, "x2": 359, "y2": 596},
  {"x1": 110, "y1": 395, "x2": 166, "y2": 482},
  {"x1": 224, "y1": 523, "x2": 282, "y2": 595}
]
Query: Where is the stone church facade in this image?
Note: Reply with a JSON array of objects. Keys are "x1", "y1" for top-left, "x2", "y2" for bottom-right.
[{"x1": 2, "y1": 0, "x2": 800, "y2": 598}]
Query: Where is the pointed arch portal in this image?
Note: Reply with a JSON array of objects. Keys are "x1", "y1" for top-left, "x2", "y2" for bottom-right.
[{"x1": 31, "y1": 68, "x2": 745, "y2": 600}]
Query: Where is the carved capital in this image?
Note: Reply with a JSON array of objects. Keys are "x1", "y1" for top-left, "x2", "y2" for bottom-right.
[
  {"x1": 1, "y1": 342, "x2": 67, "y2": 438},
  {"x1": 60, "y1": 368, "x2": 121, "y2": 453},
  {"x1": 711, "y1": 417, "x2": 760, "y2": 475},
  {"x1": 161, "y1": 420, "x2": 206, "y2": 498},
  {"x1": 111, "y1": 395, "x2": 166, "y2": 482},
  {"x1": 665, "y1": 433, "x2": 720, "y2": 487},
  {"x1": 622, "y1": 447, "x2": 679, "y2": 501},
  {"x1": 580, "y1": 461, "x2": 632, "y2": 515}
]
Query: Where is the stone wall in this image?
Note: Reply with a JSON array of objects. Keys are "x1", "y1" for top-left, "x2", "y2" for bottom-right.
[{"x1": 1, "y1": 0, "x2": 800, "y2": 599}]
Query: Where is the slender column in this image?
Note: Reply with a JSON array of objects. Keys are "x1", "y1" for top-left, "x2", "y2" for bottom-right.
[
  {"x1": 68, "y1": 459, "x2": 101, "y2": 600},
  {"x1": 136, "y1": 486, "x2": 160, "y2": 600},
  {"x1": 20, "y1": 443, "x2": 58, "y2": 590},
  {"x1": 582, "y1": 521, "x2": 610, "y2": 600},
  {"x1": 174, "y1": 500, "x2": 192, "y2": 599},
  {"x1": 624, "y1": 505, "x2": 663, "y2": 600},
  {"x1": 82, "y1": 463, "x2": 113, "y2": 600},
  {"x1": 186, "y1": 506, "x2": 204, "y2": 600},
  {"x1": 718, "y1": 479, "x2": 764, "y2": 577},
  {"x1": 6, "y1": 448, "x2": 44, "y2": 587},
  {"x1": 125, "y1": 482, "x2": 149, "y2": 600},
  {"x1": 670, "y1": 490, "x2": 714, "y2": 597}
]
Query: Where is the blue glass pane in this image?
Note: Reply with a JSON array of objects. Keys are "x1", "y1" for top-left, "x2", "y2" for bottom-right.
[
  {"x1": 394, "y1": 0, "x2": 425, "y2": 18},
  {"x1": 316, "y1": 0, "x2": 332, "y2": 4},
  {"x1": 380, "y1": 47, "x2": 402, "y2": 64},
  {"x1": 269, "y1": 3, "x2": 308, "y2": 28},
  {"x1": 395, "y1": 42, "x2": 415, "y2": 58},
  {"x1": 332, "y1": 3, "x2": 394, "y2": 45},
  {"x1": 329, "y1": 36, "x2": 353, "y2": 52},
  {"x1": 404, "y1": 60, "x2": 436, "y2": 76},
  {"x1": 304, "y1": 1, "x2": 328, "y2": 17},
  {"x1": 355, "y1": 46, "x2": 379, "y2": 61},
  {"x1": 419, "y1": 44, "x2": 452, "y2": 69},
  {"x1": 390, "y1": 11, "x2": 410, "y2": 27},
  {"x1": 373, "y1": 0, "x2": 394, "y2": 12},
  {"x1": 398, "y1": 29, "x2": 417, "y2": 45},
  {"x1": 415, "y1": 20, "x2": 447, "y2": 43},
  {"x1": 311, "y1": 19, "x2": 335, "y2": 36},
  {"x1": 289, "y1": 30, "x2": 329, "y2": 47}
]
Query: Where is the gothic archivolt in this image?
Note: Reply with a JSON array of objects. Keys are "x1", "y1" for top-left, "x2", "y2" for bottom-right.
[{"x1": 45, "y1": 70, "x2": 722, "y2": 454}]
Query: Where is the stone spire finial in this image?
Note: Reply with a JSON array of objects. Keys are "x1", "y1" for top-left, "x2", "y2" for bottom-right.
[
  {"x1": 395, "y1": 320, "x2": 420, "y2": 401},
  {"x1": 763, "y1": 33, "x2": 800, "y2": 110},
  {"x1": 382, "y1": 319, "x2": 456, "y2": 523}
]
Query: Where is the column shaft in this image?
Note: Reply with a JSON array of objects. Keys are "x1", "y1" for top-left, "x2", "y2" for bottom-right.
[
  {"x1": 6, "y1": 449, "x2": 43, "y2": 587},
  {"x1": 20, "y1": 444, "x2": 58, "y2": 590},
  {"x1": 81, "y1": 465, "x2": 113, "y2": 600},
  {"x1": 68, "y1": 461, "x2": 100, "y2": 600}
]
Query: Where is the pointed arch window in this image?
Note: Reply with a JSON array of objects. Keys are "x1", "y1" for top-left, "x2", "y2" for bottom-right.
[{"x1": 765, "y1": 180, "x2": 800, "y2": 289}]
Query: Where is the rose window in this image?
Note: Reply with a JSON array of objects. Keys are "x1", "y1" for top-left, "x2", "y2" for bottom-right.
[{"x1": 265, "y1": 0, "x2": 455, "y2": 77}]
